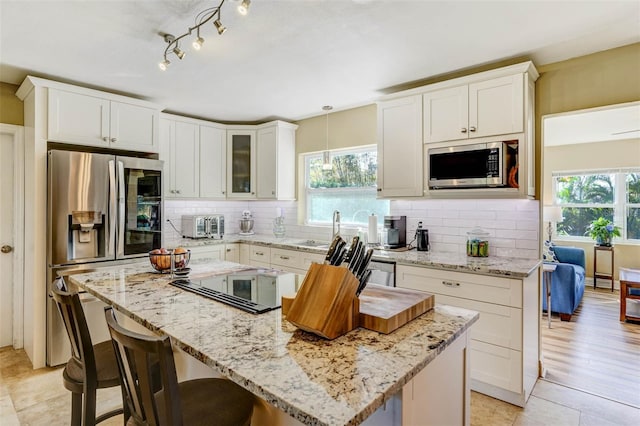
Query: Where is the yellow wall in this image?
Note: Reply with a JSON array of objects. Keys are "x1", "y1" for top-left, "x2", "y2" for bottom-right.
[
  {"x1": 0, "y1": 82, "x2": 23, "y2": 125},
  {"x1": 538, "y1": 43, "x2": 640, "y2": 278}
]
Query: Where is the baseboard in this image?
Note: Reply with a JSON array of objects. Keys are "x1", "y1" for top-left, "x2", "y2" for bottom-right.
[{"x1": 585, "y1": 277, "x2": 619, "y2": 291}]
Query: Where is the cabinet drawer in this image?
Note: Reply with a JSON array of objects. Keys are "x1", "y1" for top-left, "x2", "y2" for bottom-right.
[
  {"x1": 397, "y1": 265, "x2": 522, "y2": 308},
  {"x1": 249, "y1": 246, "x2": 271, "y2": 263},
  {"x1": 435, "y1": 294, "x2": 522, "y2": 350},
  {"x1": 299, "y1": 252, "x2": 325, "y2": 271},
  {"x1": 188, "y1": 245, "x2": 224, "y2": 261},
  {"x1": 270, "y1": 248, "x2": 301, "y2": 269},
  {"x1": 470, "y1": 340, "x2": 522, "y2": 394}
]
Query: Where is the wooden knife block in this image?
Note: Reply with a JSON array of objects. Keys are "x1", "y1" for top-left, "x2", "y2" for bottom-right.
[{"x1": 285, "y1": 263, "x2": 360, "y2": 340}]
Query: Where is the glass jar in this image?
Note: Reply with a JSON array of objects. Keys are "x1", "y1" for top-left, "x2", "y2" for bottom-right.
[
  {"x1": 466, "y1": 228, "x2": 490, "y2": 257},
  {"x1": 273, "y1": 216, "x2": 286, "y2": 238}
]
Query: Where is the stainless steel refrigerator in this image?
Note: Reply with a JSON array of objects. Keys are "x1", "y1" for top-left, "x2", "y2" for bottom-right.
[{"x1": 47, "y1": 149, "x2": 163, "y2": 366}]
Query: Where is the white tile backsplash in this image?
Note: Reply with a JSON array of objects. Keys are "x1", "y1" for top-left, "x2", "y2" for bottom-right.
[{"x1": 165, "y1": 198, "x2": 540, "y2": 259}]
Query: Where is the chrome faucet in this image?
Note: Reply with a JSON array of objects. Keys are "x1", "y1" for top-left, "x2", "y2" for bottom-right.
[{"x1": 332, "y1": 210, "x2": 341, "y2": 239}]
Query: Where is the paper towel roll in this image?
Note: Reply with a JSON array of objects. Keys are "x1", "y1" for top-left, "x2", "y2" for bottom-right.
[{"x1": 368, "y1": 214, "x2": 378, "y2": 244}]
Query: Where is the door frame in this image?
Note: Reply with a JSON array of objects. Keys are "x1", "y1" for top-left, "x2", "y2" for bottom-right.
[{"x1": 0, "y1": 123, "x2": 25, "y2": 348}]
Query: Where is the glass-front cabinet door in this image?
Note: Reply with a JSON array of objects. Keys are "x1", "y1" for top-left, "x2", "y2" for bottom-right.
[{"x1": 226, "y1": 130, "x2": 256, "y2": 199}]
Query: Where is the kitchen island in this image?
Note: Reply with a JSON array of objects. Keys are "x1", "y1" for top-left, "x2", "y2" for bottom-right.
[{"x1": 69, "y1": 259, "x2": 478, "y2": 426}]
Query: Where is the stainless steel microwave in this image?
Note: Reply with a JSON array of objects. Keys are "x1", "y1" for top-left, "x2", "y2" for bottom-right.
[
  {"x1": 427, "y1": 141, "x2": 518, "y2": 189},
  {"x1": 181, "y1": 214, "x2": 224, "y2": 239}
]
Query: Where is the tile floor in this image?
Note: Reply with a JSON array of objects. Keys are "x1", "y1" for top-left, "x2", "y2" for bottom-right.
[{"x1": 1, "y1": 346, "x2": 639, "y2": 425}]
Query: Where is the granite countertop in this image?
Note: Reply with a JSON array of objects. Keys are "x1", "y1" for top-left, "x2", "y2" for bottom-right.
[
  {"x1": 167, "y1": 234, "x2": 541, "y2": 278},
  {"x1": 69, "y1": 259, "x2": 478, "y2": 426}
]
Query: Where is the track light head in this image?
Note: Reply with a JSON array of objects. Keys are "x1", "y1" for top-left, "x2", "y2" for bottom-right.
[
  {"x1": 238, "y1": 0, "x2": 251, "y2": 15},
  {"x1": 158, "y1": 59, "x2": 170, "y2": 71},
  {"x1": 173, "y1": 46, "x2": 186, "y2": 59},
  {"x1": 192, "y1": 36, "x2": 204, "y2": 50},
  {"x1": 214, "y1": 19, "x2": 227, "y2": 35}
]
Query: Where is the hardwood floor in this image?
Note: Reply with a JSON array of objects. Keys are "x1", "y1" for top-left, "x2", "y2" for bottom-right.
[{"x1": 541, "y1": 287, "x2": 640, "y2": 408}]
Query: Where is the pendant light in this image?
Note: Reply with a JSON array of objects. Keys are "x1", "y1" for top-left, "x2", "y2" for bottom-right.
[{"x1": 322, "y1": 105, "x2": 333, "y2": 170}]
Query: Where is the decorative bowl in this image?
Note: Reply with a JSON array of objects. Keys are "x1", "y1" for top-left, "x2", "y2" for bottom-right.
[{"x1": 149, "y1": 249, "x2": 191, "y2": 273}]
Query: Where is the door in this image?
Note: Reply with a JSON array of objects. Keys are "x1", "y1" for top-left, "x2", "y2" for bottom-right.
[
  {"x1": 117, "y1": 157, "x2": 163, "y2": 258},
  {"x1": 199, "y1": 124, "x2": 227, "y2": 199},
  {"x1": 0, "y1": 133, "x2": 14, "y2": 346},
  {"x1": 227, "y1": 130, "x2": 256, "y2": 198},
  {"x1": 423, "y1": 85, "x2": 469, "y2": 143},
  {"x1": 377, "y1": 96, "x2": 423, "y2": 197},
  {"x1": 256, "y1": 126, "x2": 277, "y2": 199},
  {"x1": 48, "y1": 89, "x2": 110, "y2": 147},
  {"x1": 468, "y1": 75, "x2": 524, "y2": 138}
]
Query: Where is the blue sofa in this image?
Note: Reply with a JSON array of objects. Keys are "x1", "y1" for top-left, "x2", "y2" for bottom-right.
[{"x1": 543, "y1": 246, "x2": 586, "y2": 321}]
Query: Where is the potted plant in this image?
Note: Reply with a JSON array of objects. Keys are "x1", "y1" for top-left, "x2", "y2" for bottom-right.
[{"x1": 586, "y1": 217, "x2": 621, "y2": 246}]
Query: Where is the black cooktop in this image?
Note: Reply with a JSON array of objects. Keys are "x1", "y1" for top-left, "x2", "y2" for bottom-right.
[{"x1": 170, "y1": 268, "x2": 297, "y2": 314}]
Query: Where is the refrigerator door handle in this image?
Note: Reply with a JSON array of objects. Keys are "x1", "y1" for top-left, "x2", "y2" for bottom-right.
[
  {"x1": 108, "y1": 160, "x2": 116, "y2": 258},
  {"x1": 117, "y1": 160, "x2": 125, "y2": 258}
]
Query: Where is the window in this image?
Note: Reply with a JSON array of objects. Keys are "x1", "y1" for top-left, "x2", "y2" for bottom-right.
[
  {"x1": 553, "y1": 169, "x2": 640, "y2": 243},
  {"x1": 304, "y1": 146, "x2": 389, "y2": 226}
]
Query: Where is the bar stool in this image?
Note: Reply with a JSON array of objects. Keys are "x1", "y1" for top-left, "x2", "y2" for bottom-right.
[
  {"x1": 104, "y1": 306, "x2": 254, "y2": 426},
  {"x1": 51, "y1": 283, "x2": 124, "y2": 426}
]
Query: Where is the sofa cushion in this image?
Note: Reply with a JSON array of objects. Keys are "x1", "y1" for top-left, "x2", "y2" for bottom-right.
[{"x1": 543, "y1": 240, "x2": 559, "y2": 262}]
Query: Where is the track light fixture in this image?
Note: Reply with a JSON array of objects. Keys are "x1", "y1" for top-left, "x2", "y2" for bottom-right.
[
  {"x1": 238, "y1": 0, "x2": 251, "y2": 15},
  {"x1": 158, "y1": 0, "x2": 249, "y2": 71}
]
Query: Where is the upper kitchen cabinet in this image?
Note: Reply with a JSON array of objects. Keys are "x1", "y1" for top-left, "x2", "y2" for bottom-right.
[
  {"x1": 376, "y1": 95, "x2": 424, "y2": 198},
  {"x1": 424, "y1": 75, "x2": 525, "y2": 143},
  {"x1": 199, "y1": 124, "x2": 227, "y2": 199},
  {"x1": 159, "y1": 115, "x2": 200, "y2": 198},
  {"x1": 255, "y1": 121, "x2": 297, "y2": 200},
  {"x1": 47, "y1": 86, "x2": 159, "y2": 153},
  {"x1": 227, "y1": 129, "x2": 257, "y2": 199}
]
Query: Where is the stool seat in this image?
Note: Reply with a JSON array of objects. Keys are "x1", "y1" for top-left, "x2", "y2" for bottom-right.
[{"x1": 63, "y1": 340, "x2": 121, "y2": 393}]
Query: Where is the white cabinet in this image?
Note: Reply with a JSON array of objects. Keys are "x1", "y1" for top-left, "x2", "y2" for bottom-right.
[
  {"x1": 256, "y1": 122, "x2": 297, "y2": 200},
  {"x1": 224, "y1": 243, "x2": 240, "y2": 263},
  {"x1": 159, "y1": 118, "x2": 200, "y2": 198},
  {"x1": 188, "y1": 245, "x2": 225, "y2": 261},
  {"x1": 226, "y1": 129, "x2": 256, "y2": 198},
  {"x1": 249, "y1": 245, "x2": 271, "y2": 268},
  {"x1": 396, "y1": 264, "x2": 539, "y2": 407},
  {"x1": 423, "y1": 75, "x2": 524, "y2": 144},
  {"x1": 376, "y1": 95, "x2": 424, "y2": 197},
  {"x1": 48, "y1": 88, "x2": 158, "y2": 152},
  {"x1": 239, "y1": 244, "x2": 251, "y2": 265},
  {"x1": 199, "y1": 124, "x2": 227, "y2": 199}
]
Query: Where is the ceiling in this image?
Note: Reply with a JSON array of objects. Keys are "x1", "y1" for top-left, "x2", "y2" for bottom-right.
[
  {"x1": 1, "y1": 0, "x2": 639, "y2": 123},
  {"x1": 544, "y1": 102, "x2": 640, "y2": 146}
]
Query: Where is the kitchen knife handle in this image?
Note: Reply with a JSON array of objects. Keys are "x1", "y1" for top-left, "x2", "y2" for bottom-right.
[{"x1": 356, "y1": 269, "x2": 373, "y2": 296}]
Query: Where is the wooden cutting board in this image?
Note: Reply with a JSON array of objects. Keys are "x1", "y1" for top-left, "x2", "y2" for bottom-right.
[{"x1": 358, "y1": 284, "x2": 434, "y2": 334}]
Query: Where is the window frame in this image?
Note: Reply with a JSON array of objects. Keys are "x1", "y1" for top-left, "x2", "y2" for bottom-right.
[
  {"x1": 551, "y1": 168, "x2": 640, "y2": 245},
  {"x1": 303, "y1": 145, "x2": 388, "y2": 227}
]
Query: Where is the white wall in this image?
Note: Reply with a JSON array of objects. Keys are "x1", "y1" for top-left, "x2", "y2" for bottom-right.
[{"x1": 165, "y1": 198, "x2": 540, "y2": 260}]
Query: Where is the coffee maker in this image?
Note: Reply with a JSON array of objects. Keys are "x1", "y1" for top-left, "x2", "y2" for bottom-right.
[
  {"x1": 383, "y1": 216, "x2": 406, "y2": 249},
  {"x1": 415, "y1": 221, "x2": 430, "y2": 252}
]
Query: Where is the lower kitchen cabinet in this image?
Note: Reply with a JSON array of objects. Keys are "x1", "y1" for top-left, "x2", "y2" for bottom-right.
[
  {"x1": 188, "y1": 244, "x2": 225, "y2": 261},
  {"x1": 224, "y1": 243, "x2": 240, "y2": 263},
  {"x1": 396, "y1": 264, "x2": 539, "y2": 407},
  {"x1": 249, "y1": 245, "x2": 271, "y2": 268}
]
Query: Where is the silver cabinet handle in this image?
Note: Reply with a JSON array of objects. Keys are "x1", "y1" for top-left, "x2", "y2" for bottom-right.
[
  {"x1": 251, "y1": 192, "x2": 255, "y2": 195},
  {"x1": 255, "y1": 251, "x2": 264, "y2": 256},
  {"x1": 461, "y1": 128, "x2": 467, "y2": 133},
  {"x1": 469, "y1": 126, "x2": 476, "y2": 132},
  {"x1": 111, "y1": 137, "x2": 117, "y2": 142},
  {"x1": 1, "y1": 245, "x2": 13, "y2": 254},
  {"x1": 272, "y1": 191, "x2": 275, "y2": 195},
  {"x1": 222, "y1": 191, "x2": 225, "y2": 194},
  {"x1": 377, "y1": 188, "x2": 382, "y2": 192},
  {"x1": 442, "y1": 280, "x2": 460, "y2": 287},
  {"x1": 103, "y1": 136, "x2": 109, "y2": 142},
  {"x1": 280, "y1": 255, "x2": 290, "y2": 260},
  {"x1": 176, "y1": 190, "x2": 181, "y2": 194},
  {"x1": 226, "y1": 248, "x2": 231, "y2": 252}
]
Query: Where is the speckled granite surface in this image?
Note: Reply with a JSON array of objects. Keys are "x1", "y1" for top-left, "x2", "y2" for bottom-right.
[
  {"x1": 69, "y1": 259, "x2": 478, "y2": 426},
  {"x1": 167, "y1": 234, "x2": 541, "y2": 278}
]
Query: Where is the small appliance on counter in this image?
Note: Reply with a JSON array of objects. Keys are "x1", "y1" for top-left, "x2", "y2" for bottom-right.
[
  {"x1": 182, "y1": 214, "x2": 224, "y2": 239},
  {"x1": 415, "y1": 222, "x2": 430, "y2": 252},
  {"x1": 239, "y1": 210, "x2": 255, "y2": 235},
  {"x1": 383, "y1": 216, "x2": 406, "y2": 249}
]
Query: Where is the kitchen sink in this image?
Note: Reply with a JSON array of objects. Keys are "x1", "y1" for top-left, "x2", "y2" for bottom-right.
[{"x1": 296, "y1": 240, "x2": 330, "y2": 249}]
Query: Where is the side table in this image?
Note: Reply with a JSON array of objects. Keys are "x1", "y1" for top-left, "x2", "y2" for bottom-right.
[
  {"x1": 543, "y1": 263, "x2": 557, "y2": 328},
  {"x1": 593, "y1": 245, "x2": 614, "y2": 291}
]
